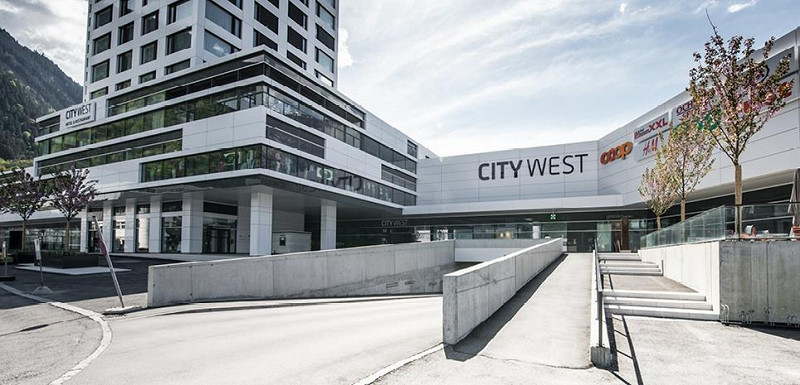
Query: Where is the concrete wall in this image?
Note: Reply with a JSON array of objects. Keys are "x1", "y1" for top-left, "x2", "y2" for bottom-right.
[
  {"x1": 454, "y1": 239, "x2": 547, "y2": 262},
  {"x1": 719, "y1": 241, "x2": 800, "y2": 323},
  {"x1": 442, "y1": 238, "x2": 563, "y2": 345},
  {"x1": 148, "y1": 240, "x2": 457, "y2": 307},
  {"x1": 639, "y1": 242, "x2": 721, "y2": 313}
]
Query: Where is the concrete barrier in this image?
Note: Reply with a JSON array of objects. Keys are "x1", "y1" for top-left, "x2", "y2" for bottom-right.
[
  {"x1": 148, "y1": 240, "x2": 457, "y2": 307},
  {"x1": 442, "y1": 238, "x2": 563, "y2": 345},
  {"x1": 454, "y1": 239, "x2": 547, "y2": 262}
]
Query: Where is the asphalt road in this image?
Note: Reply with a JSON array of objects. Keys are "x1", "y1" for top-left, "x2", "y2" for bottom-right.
[{"x1": 68, "y1": 295, "x2": 443, "y2": 385}]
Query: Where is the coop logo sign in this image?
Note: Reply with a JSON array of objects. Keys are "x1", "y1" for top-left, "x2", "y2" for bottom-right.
[
  {"x1": 61, "y1": 102, "x2": 96, "y2": 129},
  {"x1": 477, "y1": 154, "x2": 588, "y2": 181},
  {"x1": 633, "y1": 113, "x2": 670, "y2": 141},
  {"x1": 600, "y1": 141, "x2": 633, "y2": 165}
]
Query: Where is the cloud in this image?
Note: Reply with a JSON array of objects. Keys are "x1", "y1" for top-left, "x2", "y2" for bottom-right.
[
  {"x1": 727, "y1": 0, "x2": 757, "y2": 13},
  {"x1": 337, "y1": 28, "x2": 354, "y2": 68},
  {"x1": 619, "y1": 2, "x2": 627, "y2": 14}
]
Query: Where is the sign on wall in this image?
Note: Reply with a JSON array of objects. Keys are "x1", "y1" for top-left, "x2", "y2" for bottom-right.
[
  {"x1": 634, "y1": 130, "x2": 670, "y2": 161},
  {"x1": 633, "y1": 112, "x2": 670, "y2": 141},
  {"x1": 600, "y1": 141, "x2": 632, "y2": 165},
  {"x1": 477, "y1": 153, "x2": 589, "y2": 181},
  {"x1": 61, "y1": 102, "x2": 96, "y2": 130}
]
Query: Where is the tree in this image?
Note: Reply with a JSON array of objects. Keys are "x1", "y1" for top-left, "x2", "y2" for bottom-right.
[
  {"x1": 661, "y1": 113, "x2": 715, "y2": 221},
  {"x1": 50, "y1": 165, "x2": 98, "y2": 253},
  {"x1": 687, "y1": 25, "x2": 794, "y2": 233},
  {"x1": 0, "y1": 168, "x2": 48, "y2": 251},
  {"x1": 639, "y1": 138, "x2": 679, "y2": 230}
]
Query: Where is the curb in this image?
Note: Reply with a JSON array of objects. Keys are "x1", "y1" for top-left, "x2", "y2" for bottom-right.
[
  {"x1": 352, "y1": 343, "x2": 444, "y2": 385},
  {"x1": 0, "y1": 283, "x2": 112, "y2": 385}
]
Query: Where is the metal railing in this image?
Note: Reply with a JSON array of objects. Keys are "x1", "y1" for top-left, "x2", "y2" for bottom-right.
[{"x1": 593, "y1": 240, "x2": 603, "y2": 348}]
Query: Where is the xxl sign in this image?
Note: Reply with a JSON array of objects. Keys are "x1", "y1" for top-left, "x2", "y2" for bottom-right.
[
  {"x1": 633, "y1": 112, "x2": 670, "y2": 141},
  {"x1": 477, "y1": 154, "x2": 588, "y2": 181},
  {"x1": 61, "y1": 102, "x2": 96, "y2": 130}
]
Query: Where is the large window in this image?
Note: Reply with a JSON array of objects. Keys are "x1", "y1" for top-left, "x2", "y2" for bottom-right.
[
  {"x1": 140, "y1": 71, "x2": 156, "y2": 83},
  {"x1": 287, "y1": 27, "x2": 306, "y2": 52},
  {"x1": 288, "y1": 2, "x2": 307, "y2": 29},
  {"x1": 168, "y1": 0, "x2": 193, "y2": 24},
  {"x1": 316, "y1": 3, "x2": 335, "y2": 30},
  {"x1": 286, "y1": 52, "x2": 306, "y2": 69},
  {"x1": 118, "y1": 22, "x2": 134, "y2": 45},
  {"x1": 255, "y1": 3, "x2": 279, "y2": 33},
  {"x1": 117, "y1": 50, "x2": 133, "y2": 73},
  {"x1": 205, "y1": 0, "x2": 241, "y2": 37},
  {"x1": 93, "y1": 33, "x2": 111, "y2": 55},
  {"x1": 266, "y1": 116, "x2": 325, "y2": 158},
  {"x1": 91, "y1": 60, "x2": 109, "y2": 82},
  {"x1": 141, "y1": 41, "x2": 157, "y2": 64},
  {"x1": 204, "y1": 31, "x2": 237, "y2": 57},
  {"x1": 319, "y1": 0, "x2": 335, "y2": 9},
  {"x1": 253, "y1": 31, "x2": 278, "y2": 51},
  {"x1": 120, "y1": 0, "x2": 134, "y2": 17},
  {"x1": 166, "y1": 29, "x2": 192, "y2": 55},
  {"x1": 94, "y1": 6, "x2": 113, "y2": 29},
  {"x1": 165, "y1": 59, "x2": 191, "y2": 74},
  {"x1": 161, "y1": 216, "x2": 182, "y2": 253},
  {"x1": 316, "y1": 48, "x2": 334, "y2": 73},
  {"x1": 142, "y1": 11, "x2": 159, "y2": 35},
  {"x1": 316, "y1": 24, "x2": 335, "y2": 50}
]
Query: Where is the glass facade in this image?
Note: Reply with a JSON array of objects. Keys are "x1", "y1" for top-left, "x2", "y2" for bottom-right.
[
  {"x1": 203, "y1": 217, "x2": 237, "y2": 254},
  {"x1": 161, "y1": 216, "x2": 182, "y2": 253}
]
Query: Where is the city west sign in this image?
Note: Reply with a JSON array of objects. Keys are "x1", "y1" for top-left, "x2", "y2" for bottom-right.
[
  {"x1": 60, "y1": 102, "x2": 96, "y2": 130},
  {"x1": 478, "y1": 153, "x2": 589, "y2": 181}
]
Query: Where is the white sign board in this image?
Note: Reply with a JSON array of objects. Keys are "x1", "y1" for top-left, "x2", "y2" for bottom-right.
[{"x1": 61, "y1": 102, "x2": 96, "y2": 130}]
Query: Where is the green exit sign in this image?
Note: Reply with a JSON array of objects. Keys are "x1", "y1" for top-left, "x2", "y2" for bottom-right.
[{"x1": 550, "y1": 213, "x2": 556, "y2": 220}]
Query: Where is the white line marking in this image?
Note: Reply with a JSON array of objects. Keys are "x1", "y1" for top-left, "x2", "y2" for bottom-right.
[
  {"x1": 0, "y1": 283, "x2": 112, "y2": 385},
  {"x1": 352, "y1": 343, "x2": 444, "y2": 385}
]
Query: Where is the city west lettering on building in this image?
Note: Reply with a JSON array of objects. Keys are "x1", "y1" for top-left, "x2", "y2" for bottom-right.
[
  {"x1": 477, "y1": 154, "x2": 588, "y2": 181},
  {"x1": 61, "y1": 102, "x2": 96, "y2": 130},
  {"x1": 381, "y1": 219, "x2": 409, "y2": 227},
  {"x1": 632, "y1": 112, "x2": 670, "y2": 141},
  {"x1": 600, "y1": 141, "x2": 633, "y2": 165}
]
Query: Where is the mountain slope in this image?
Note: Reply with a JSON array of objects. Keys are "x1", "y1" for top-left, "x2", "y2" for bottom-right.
[{"x1": 0, "y1": 28, "x2": 82, "y2": 161}]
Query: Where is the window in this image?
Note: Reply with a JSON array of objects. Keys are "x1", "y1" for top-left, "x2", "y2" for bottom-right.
[
  {"x1": 140, "y1": 71, "x2": 156, "y2": 83},
  {"x1": 94, "y1": 6, "x2": 113, "y2": 29},
  {"x1": 166, "y1": 29, "x2": 192, "y2": 54},
  {"x1": 227, "y1": 0, "x2": 242, "y2": 8},
  {"x1": 268, "y1": 0, "x2": 279, "y2": 7},
  {"x1": 141, "y1": 41, "x2": 157, "y2": 63},
  {"x1": 90, "y1": 87, "x2": 108, "y2": 99},
  {"x1": 206, "y1": 0, "x2": 241, "y2": 37},
  {"x1": 316, "y1": 24, "x2": 335, "y2": 50},
  {"x1": 165, "y1": 59, "x2": 191, "y2": 74},
  {"x1": 204, "y1": 31, "x2": 237, "y2": 57},
  {"x1": 255, "y1": 3, "x2": 279, "y2": 33},
  {"x1": 253, "y1": 31, "x2": 278, "y2": 51},
  {"x1": 315, "y1": 71, "x2": 333, "y2": 87},
  {"x1": 288, "y1": 2, "x2": 307, "y2": 28},
  {"x1": 319, "y1": 0, "x2": 335, "y2": 9},
  {"x1": 407, "y1": 141, "x2": 418, "y2": 157},
  {"x1": 142, "y1": 11, "x2": 159, "y2": 35},
  {"x1": 143, "y1": 0, "x2": 150, "y2": 6},
  {"x1": 118, "y1": 23, "x2": 134, "y2": 45},
  {"x1": 91, "y1": 60, "x2": 110, "y2": 82},
  {"x1": 287, "y1": 52, "x2": 306, "y2": 69},
  {"x1": 168, "y1": 0, "x2": 193, "y2": 24},
  {"x1": 120, "y1": 0, "x2": 134, "y2": 16},
  {"x1": 116, "y1": 80, "x2": 132, "y2": 91},
  {"x1": 93, "y1": 33, "x2": 111, "y2": 55},
  {"x1": 117, "y1": 50, "x2": 133, "y2": 73},
  {"x1": 287, "y1": 27, "x2": 306, "y2": 52},
  {"x1": 316, "y1": 48, "x2": 334, "y2": 73},
  {"x1": 316, "y1": 3, "x2": 335, "y2": 30}
]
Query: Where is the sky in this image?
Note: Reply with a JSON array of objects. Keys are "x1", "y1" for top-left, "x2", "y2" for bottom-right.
[{"x1": 0, "y1": 0, "x2": 797, "y2": 157}]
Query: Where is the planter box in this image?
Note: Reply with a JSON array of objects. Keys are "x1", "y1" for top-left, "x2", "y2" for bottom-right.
[{"x1": 36, "y1": 253, "x2": 100, "y2": 269}]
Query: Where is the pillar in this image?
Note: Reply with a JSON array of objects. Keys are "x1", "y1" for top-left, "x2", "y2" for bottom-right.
[
  {"x1": 148, "y1": 196, "x2": 162, "y2": 253},
  {"x1": 249, "y1": 186, "x2": 273, "y2": 256},
  {"x1": 123, "y1": 199, "x2": 136, "y2": 253},
  {"x1": 102, "y1": 201, "x2": 113, "y2": 251},
  {"x1": 237, "y1": 193, "x2": 251, "y2": 255},
  {"x1": 181, "y1": 192, "x2": 204, "y2": 254},
  {"x1": 320, "y1": 199, "x2": 337, "y2": 250},
  {"x1": 79, "y1": 209, "x2": 88, "y2": 253}
]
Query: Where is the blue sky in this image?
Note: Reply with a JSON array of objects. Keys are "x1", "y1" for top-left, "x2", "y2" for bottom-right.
[{"x1": 0, "y1": 0, "x2": 797, "y2": 156}]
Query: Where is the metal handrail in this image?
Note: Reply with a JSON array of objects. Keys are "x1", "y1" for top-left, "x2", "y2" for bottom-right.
[{"x1": 593, "y1": 240, "x2": 603, "y2": 348}]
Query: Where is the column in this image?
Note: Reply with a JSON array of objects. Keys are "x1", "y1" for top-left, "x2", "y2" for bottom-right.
[
  {"x1": 181, "y1": 192, "x2": 204, "y2": 254},
  {"x1": 102, "y1": 201, "x2": 113, "y2": 250},
  {"x1": 320, "y1": 199, "x2": 337, "y2": 250},
  {"x1": 249, "y1": 186, "x2": 273, "y2": 256},
  {"x1": 123, "y1": 199, "x2": 136, "y2": 253},
  {"x1": 148, "y1": 196, "x2": 162, "y2": 253},
  {"x1": 79, "y1": 209, "x2": 88, "y2": 253},
  {"x1": 237, "y1": 193, "x2": 251, "y2": 255}
]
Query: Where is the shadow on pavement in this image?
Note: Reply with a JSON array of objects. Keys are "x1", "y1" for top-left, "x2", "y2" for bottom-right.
[
  {"x1": 0, "y1": 256, "x2": 176, "y2": 311},
  {"x1": 444, "y1": 254, "x2": 568, "y2": 362},
  {"x1": 745, "y1": 325, "x2": 800, "y2": 342}
]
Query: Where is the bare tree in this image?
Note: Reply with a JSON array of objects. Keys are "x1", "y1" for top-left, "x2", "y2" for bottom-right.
[
  {"x1": 0, "y1": 169, "x2": 48, "y2": 251},
  {"x1": 688, "y1": 24, "x2": 794, "y2": 232},
  {"x1": 639, "y1": 137, "x2": 679, "y2": 230},
  {"x1": 50, "y1": 165, "x2": 98, "y2": 253}
]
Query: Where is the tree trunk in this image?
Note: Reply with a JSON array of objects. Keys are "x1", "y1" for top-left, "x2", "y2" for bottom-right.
[
  {"x1": 681, "y1": 197, "x2": 687, "y2": 222},
  {"x1": 734, "y1": 163, "x2": 743, "y2": 236},
  {"x1": 65, "y1": 218, "x2": 70, "y2": 254},
  {"x1": 21, "y1": 220, "x2": 26, "y2": 252},
  {"x1": 656, "y1": 215, "x2": 661, "y2": 230}
]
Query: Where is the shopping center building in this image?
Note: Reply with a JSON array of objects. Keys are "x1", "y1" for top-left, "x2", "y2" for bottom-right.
[{"x1": 0, "y1": 0, "x2": 797, "y2": 254}]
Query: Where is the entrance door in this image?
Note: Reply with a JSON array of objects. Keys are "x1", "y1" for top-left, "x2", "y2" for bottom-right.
[{"x1": 203, "y1": 227, "x2": 235, "y2": 254}]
